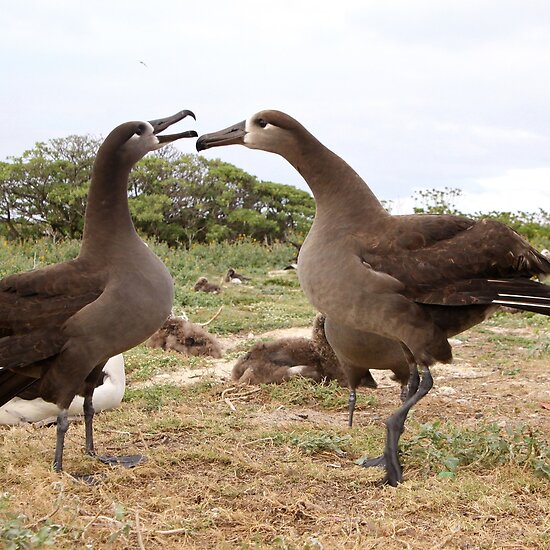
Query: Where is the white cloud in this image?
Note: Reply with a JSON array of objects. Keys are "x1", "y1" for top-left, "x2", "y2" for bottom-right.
[
  {"x1": 1, "y1": 1, "x2": 550, "y2": 214},
  {"x1": 459, "y1": 167, "x2": 550, "y2": 214},
  {"x1": 392, "y1": 167, "x2": 550, "y2": 215}
]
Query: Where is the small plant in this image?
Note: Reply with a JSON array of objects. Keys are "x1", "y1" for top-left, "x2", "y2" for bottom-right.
[
  {"x1": 290, "y1": 432, "x2": 351, "y2": 456},
  {"x1": 107, "y1": 503, "x2": 131, "y2": 544},
  {"x1": 0, "y1": 493, "x2": 63, "y2": 549},
  {"x1": 503, "y1": 367, "x2": 521, "y2": 376},
  {"x1": 400, "y1": 421, "x2": 550, "y2": 480}
]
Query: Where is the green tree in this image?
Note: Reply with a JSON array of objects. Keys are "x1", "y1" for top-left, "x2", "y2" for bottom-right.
[
  {"x1": 413, "y1": 187, "x2": 463, "y2": 215},
  {"x1": 0, "y1": 135, "x2": 99, "y2": 239}
]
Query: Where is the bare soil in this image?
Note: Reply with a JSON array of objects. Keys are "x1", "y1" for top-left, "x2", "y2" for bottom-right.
[{"x1": 151, "y1": 322, "x2": 550, "y2": 434}]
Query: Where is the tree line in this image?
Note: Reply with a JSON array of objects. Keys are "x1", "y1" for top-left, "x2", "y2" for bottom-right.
[
  {"x1": 409, "y1": 187, "x2": 550, "y2": 250},
  {"x1": 1, "y1": 136, "x2": 548, "y2": 250},
  {"x1": 0, "y1": 135, "x2": 315, "y2": 246}
]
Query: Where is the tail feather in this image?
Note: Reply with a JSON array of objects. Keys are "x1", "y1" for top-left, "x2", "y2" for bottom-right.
[
  {"x1": 488, "y1": 279, "x2": 550, "y2": 314},
  {"x1": 418, "y1": 277, "x2": 550, "y2": 314}
]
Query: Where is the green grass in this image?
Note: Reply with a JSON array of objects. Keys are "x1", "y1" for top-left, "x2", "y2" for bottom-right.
[
  {"x1": 264, "y1": 377, "x2": 377, "y2": 410},
  {"x1": 400, "y1": 420, "x2": 550, "y2": 480},
  {"x1": 1, "y1": 237, "x2": 550, "y2": 548},
  {"x1": 124, "y1": 383, "x2": 185, "y2": 411},
  {"x1": 289, "y1": 432, "x2": 351, "y2": 455}
]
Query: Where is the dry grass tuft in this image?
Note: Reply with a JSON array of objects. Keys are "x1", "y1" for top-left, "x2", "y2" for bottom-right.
[{"x1": 1, "y1": 347, "x2": 548, "y2": 549}]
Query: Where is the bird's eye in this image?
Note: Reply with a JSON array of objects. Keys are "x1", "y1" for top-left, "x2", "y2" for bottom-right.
[
  {"x1": 135, "y1": 124, "x2": 146, "y2": 136},
  {"x1": 257, "y1": 119, "x2": 268, "y2": 128}
]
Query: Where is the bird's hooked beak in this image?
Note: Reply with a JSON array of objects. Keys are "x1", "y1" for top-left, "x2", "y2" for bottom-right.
[
  {"x1": 196, "y1": 120, "x2": 246, "y2": 151},
  {"x1": 149, "y1": 110, "x2": 198, "y2": 143}
]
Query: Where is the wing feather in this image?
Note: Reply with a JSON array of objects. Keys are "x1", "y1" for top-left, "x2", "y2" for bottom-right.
[{"x1": 355, "y1": 216, "x2": 550, "y2": 310}]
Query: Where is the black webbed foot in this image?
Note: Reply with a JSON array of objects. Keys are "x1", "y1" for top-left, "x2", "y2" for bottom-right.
[{"x1": 358, "y1": 455, "x2": 386, "y2": 468}]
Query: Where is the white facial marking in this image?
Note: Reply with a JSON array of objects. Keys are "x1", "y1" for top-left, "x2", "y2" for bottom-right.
[
  {"x1": 244, "y1": 115, "x2": 255, "y2": 133},
  {"x1": 243, "y1": 114, "x2": 275, "y2": 150},
  {"x1": 124, "y1": 120, "x2": 162, "y2": 157},
  {"x1": 243, "y1": 115, "x2": 256, "y2": 146}
]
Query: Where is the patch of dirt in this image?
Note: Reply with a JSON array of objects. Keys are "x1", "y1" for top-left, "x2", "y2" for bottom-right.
[{"x1": 146, "y1": 321, "x2": 550, "y2": 435}]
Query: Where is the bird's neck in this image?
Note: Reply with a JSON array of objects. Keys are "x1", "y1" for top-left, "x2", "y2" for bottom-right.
[
  {"x1": 80, "y1": 156, "x2": 139, "y2": 256},
  {"x1": 284, "y1": 138, "x2": 388, "y2": 224}
]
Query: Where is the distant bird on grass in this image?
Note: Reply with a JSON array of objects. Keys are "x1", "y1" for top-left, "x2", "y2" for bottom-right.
[
  {"x1": 194, "y1": 276, "x2": 222, "y2": 293},
  {"x1": 224, "y1": 268, "x2": 251, "y2": 284}
]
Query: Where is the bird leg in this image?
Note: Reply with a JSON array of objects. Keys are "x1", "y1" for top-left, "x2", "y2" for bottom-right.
[
  {"x1": 360, "y1": 347, "x2": 433, "y2": 486},
  {"x1": 348, "y1": 388, "x2": 357, "y2": 427},
  {"x1": 84, "y1": 390, "x2": 145, "y2": 468},
  {"x1": 382, "y1": 364, "x2": 433, "y2": 486},
  {"x1": 401, "y1": 344, "x2": 420, "y2": 401},
  {"x1": 83, "y1": 394, "x2": 96, "y2": 456},
  {"x1": 53, "y1": 409, "x2": 70, "y2": 472}
]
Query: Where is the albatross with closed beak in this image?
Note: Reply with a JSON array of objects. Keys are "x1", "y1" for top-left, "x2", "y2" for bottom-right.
[{"x1": 196, "y1": 110, "x2": 550, "y2": 486}]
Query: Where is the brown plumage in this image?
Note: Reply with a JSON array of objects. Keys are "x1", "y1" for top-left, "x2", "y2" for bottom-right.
[
  {"x1": 194, "y1": 276, "x2": 222, "y2": 293},
  {"x1": 147, "y1": 316, "x2": 222, "y2": 358},
  {"x1": 232, "y1": 314, "x2": 339, "y2": 384},
  {"x1": 224, "y1": 268, "x2": 251, "y2": 283},
  {"x1": 197, "y1": 110, "x2": 550, "y2": 486},
  {"x1": 541, "y1": 249, "x2": 550, "y2": 283},
  {"x1": 0, "y1": 110, "x2": 197, "y2": 471},
  {"x1": 232, "y1": 337, "x2": 323, "y2": 384},
  {"x1": 232, "y1": 314, "x2": 381, "y2": 390}
]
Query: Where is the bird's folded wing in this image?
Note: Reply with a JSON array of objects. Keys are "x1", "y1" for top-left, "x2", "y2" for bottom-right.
[
  {"x1": 0, "y1": 368, "x2": 39, "y2": 407},
  {"x1": 0, "y1": 258, "x2": 103, "y2": 297},
  {"x1": 0, "y1": 259, "x2": 103, "y2": 335},
  {"x1": 360, "y1": 217, "x2": 550, "y2": 292}
]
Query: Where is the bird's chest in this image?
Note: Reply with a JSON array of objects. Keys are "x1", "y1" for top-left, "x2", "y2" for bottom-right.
[
  {"x1": 298, "y1": 234, "x2": 354, "y2": 314},
  {"x1": 96, "y1": 252, "x2": 174, "y2": 342},
  {"x1": 120, "y1": 255, "x2": 173, "y2": 315}
]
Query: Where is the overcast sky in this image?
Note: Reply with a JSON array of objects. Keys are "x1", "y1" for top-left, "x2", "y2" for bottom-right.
[{"x1": 2, "y1": 1, "x2": 549, "y2": 215}]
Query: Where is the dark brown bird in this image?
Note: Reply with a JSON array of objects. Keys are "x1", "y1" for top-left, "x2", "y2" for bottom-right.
[
  {"x1": 0, "y1": 110, "x2": 197, "y2": 471},
  {"x1": 194, "y1": 276, "x2": 222, "y2": 293},
  {"x1": 232, "y1": 314, "x2": 341, "y2": 384},
  {"x1": 196, "y1": 110, "x2": 550, "y2": 486},
  {"x1": 232, "y1": 313, "x2": 382, "y2": 392},
  {"x1": 147, "y1": 316, "x2": 223, "y2": 358},
  {"x1": 232, "y1": 336, "x2": 325, "y2": 384},
  {"x1": 224, "y1": 268, "x2": 251, "y2": 284}
]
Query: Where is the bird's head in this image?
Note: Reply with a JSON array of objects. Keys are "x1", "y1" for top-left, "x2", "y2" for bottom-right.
[
  {"x1": 101, "y1": 110, "x2": 198, "y2": 165},
  {"x1": 196, "y1": 110, "x2": 306, "y2": 156}
]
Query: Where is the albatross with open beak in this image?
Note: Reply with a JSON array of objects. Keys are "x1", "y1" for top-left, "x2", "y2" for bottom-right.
[{"x1": 0, "y1": 110, "x2": 197, "y2": 472}]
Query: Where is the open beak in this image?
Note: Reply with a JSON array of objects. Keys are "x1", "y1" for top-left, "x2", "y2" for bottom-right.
[
  {"x1": 149, "y1": 110, "x2": 198, "y2": 143},
  {"x1": 196, "y1": 120, "x2": 246, "y2": 151}
]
